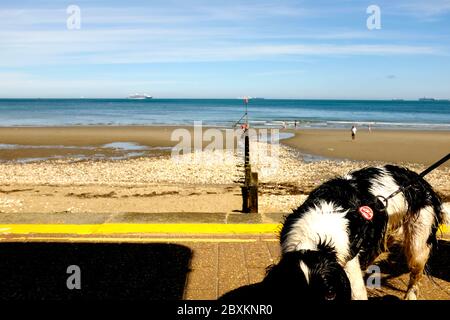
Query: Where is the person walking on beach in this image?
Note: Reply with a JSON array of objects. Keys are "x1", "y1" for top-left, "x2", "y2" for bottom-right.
[{"x1": 351, "y1": 125, "x2": 357, "y2": 140}]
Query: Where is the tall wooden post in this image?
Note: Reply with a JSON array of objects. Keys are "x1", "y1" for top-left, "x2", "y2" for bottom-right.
[
  {"x1": 241, "y1": 125, "x2": 258, "y2": 213},
  {"x1": 244, "y1": 134, "x2": 251, "y2": 182}
]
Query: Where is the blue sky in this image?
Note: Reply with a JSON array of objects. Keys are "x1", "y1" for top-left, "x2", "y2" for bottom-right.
[{"x1": 0, "y1": 0, "x2": 450, "y2": 99}]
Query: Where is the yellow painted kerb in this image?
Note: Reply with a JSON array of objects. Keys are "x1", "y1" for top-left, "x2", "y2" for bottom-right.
[
  {"x1": 0, "y1": 223, "x2": 447, "y2": 236},
  {"x1": 0, "y1": 223, "x2": 281, "y2": 235}
]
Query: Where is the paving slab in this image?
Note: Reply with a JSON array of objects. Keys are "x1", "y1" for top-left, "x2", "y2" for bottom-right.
[
  {"x1": 227, "y1": 212, "x2": 263, "y2": 224},
  {"x1": 262, "y1": 212, "x2": 288, "y2": 224},
  {"x1": 108, "y1": 212, "x2": 228, "y2": 224},
  {"x1": 0, "y1": 212, "x2": 113, "y2": 224}
]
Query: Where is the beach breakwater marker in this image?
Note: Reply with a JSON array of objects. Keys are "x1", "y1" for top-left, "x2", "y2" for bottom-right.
[
  {"x1": 237, "y1": 97, "x2": 259, "y2": 214},
  {"x1": 241, "y1": 131, "x2": 259, "y2": 213}
]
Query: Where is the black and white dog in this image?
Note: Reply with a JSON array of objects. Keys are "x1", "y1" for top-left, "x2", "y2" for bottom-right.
[{"x1": 279, "y1": 165, "x2": 446, "y2": 300}]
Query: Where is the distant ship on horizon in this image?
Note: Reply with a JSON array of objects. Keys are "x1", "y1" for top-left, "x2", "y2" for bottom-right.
[
  {"x1": 128, "y1": 93, "x2": 153, "y2": 100},
  {"x1": 237, "y1": 96, "x2": 265, "y2": 100},
  {"x1": 418, "y1": 97, "x2": 436, "y2": 102}
]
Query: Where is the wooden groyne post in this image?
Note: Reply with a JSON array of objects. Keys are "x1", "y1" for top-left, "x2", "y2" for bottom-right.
[{"x1": 241, "y1": 128, "x2": 258, "y2": 213}]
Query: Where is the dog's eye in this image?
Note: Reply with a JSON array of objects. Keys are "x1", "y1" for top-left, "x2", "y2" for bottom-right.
[{"x1": 324, "y1": 289, "x2": 336, "y2": 300}]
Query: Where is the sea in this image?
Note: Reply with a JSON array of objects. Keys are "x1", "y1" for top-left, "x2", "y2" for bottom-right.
[{"x1": 0, "y1": 98, "x2": 449, "y2": 130}]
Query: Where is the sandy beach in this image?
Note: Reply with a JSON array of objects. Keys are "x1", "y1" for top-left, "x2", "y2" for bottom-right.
[
  {"x1": 0, "y1": 126, "x2": 449, "y2": 220},
  {"x1": 0, "y1": 126, "x2": 178, "y2": 162},
  {"x1": 0, "y1": 126, "x2": 180, "y2": 147},
  {"x1": 1, "y1": 126, "x2": 449, "y2": 164},
  {"x1": 283, "y1": 129, "x2": 450, "y2": 166}
]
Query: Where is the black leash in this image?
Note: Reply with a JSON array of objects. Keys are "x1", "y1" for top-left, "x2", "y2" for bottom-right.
[{"x1": 377, "y1": 153, "x2": 450, "y2": 210}]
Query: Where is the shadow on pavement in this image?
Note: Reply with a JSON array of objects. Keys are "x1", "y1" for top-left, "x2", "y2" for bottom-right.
[
  {"x1": 375, "y1": 239, "x2": 450, "y2": 282},
  {"x1": 428, "y1": 239, "x2": 450, "y2": 282},
  {"x1": 0, "y1": 242, "x2": 192, "y2": 300}
]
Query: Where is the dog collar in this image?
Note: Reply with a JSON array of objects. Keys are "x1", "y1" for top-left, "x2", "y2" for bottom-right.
[{"x1": 348, "y1": 206, "x2": 375, "y2": 260}]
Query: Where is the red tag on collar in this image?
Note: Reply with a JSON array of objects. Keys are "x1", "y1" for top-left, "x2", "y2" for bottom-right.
[{"x1": 358, "y1": 206, "x2": 373, "y2": 221}]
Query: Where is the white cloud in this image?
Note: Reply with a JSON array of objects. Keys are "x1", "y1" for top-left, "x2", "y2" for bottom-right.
[
  {"x1": 0, "y1": 38, "x2": 441, "y2": 67},
  {"x1": 252, "y1": 69, "x2": 304, "y2": 76},
  {"x1": 395, "y1": 0, "x2": 450, "y2": 17},
  {"x1": 0, "y1": 1, "x2": 446, "y2": 68},
  {"x1": 0, "y1": 72, "x2": 188, "y2": 98},
  {"x1": 0, "y1": 2, "x2": 309, "y2": 29}
]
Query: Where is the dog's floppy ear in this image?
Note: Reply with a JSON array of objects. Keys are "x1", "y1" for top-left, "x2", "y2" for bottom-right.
[
  {"x1": 264, "y1": 251, "x2": 308, "y2": 284},
  {"x1": 316, "y1": 239, "x2": 337, "y2": 257}
]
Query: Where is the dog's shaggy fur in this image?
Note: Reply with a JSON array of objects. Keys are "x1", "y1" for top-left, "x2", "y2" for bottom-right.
[{"x1": 279, "y1": 165, "x2": 445, "y2": 300}]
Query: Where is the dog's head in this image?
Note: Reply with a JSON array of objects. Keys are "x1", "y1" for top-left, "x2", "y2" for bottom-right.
[{"x1": 264, "y1": 247, "x2": 351, "y2": 301}]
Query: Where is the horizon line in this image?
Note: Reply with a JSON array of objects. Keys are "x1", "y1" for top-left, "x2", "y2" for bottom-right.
[{"x1": 0, "y1": 97, "x2": 449, "y2": 101}]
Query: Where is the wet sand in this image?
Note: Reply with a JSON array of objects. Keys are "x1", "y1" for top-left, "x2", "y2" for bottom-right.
[
  {"x1": 0, "y1": 126, "x2": 449, "y2": 165},
  {"x1": 0, "y1": 126, "x2": 178, "y2": 147},
  {"x1": 0, "y1": 126, "x2": 178, "y2": 161},
  {"x1": 283, "y1": 128, "x2": 450, "y2": 166}
]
